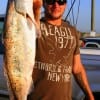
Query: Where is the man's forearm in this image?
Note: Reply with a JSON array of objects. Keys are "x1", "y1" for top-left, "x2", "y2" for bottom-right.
[{"x1": 73, "y1": 67, "x2": 94, "y2": 100}]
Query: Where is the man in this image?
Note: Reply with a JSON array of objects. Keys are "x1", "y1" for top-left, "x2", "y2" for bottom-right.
[{"x1": 28, "y1": 0, "x2": 94, "y2": 100}]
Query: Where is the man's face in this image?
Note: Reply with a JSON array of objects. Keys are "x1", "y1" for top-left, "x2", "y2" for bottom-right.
[{"x1": 44, "y1": 0, "x2": 67, "y2": 20}]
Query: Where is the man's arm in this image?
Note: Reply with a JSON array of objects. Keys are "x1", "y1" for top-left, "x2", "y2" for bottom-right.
[{"x1": 72, "y1": 54, "x2": 94, "y2": 100}]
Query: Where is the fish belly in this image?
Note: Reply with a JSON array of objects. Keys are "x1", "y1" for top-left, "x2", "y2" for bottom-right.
[{"x1": 3, "y1": 0, "x2": 36, "y2": 100}]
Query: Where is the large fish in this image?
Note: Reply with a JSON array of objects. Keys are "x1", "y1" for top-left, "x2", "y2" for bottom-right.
[{"x1": 3, "y1": 0, "x2": 42, "y2": 100}]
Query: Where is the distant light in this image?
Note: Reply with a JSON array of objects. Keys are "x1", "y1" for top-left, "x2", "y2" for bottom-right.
[{"x1": 90, "y1": 31, "x2": 96, "y2": 37}]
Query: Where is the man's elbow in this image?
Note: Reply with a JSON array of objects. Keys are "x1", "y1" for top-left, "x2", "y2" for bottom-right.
[
  {"x1": 72, "y1": 54, "x2": 84, "y2": 74},
  {"x1": 72, "y1": 63, "x2": 84, "y2": 75}
]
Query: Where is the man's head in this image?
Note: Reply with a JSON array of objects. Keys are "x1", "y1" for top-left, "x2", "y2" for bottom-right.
[{"x1": 43, "y1": 0, "x2": 67, "y2": 20}]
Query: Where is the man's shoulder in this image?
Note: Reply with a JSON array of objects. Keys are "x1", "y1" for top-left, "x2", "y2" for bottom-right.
[
  {"x1": 62, "y1": 20, "x2": 80, "y2": 37},
  {"x1": 62, "y1": 20, "x2": 75, "y2": 29}
]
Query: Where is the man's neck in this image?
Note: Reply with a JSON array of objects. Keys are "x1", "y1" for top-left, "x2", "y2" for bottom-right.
[{"x1": 45, "y1": 17, "x2": 62, "y2": 26}]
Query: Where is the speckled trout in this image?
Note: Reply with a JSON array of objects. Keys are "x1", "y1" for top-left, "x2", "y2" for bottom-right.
[{"x1": 3, "y1": 0, "x2": 42, "y2": 100}]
